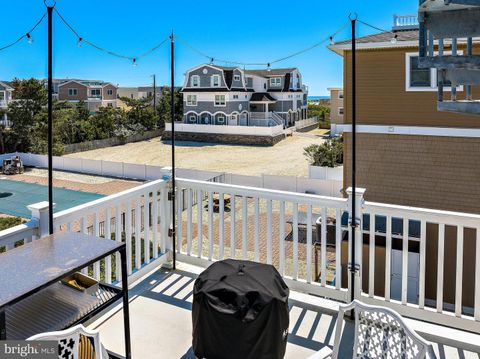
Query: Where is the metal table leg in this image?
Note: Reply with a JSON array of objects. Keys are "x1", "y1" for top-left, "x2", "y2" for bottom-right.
[{"x1": 120, "y1": 247, "x2": 132, "y2": 359}]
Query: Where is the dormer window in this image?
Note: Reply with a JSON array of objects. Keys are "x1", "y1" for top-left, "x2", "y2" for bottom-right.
[
  {"x1": 191, "y1": 75, "x2": 200, "y2": 87},
  {"x1": 270, "y1": 77, "x2": 281, "y2": 87},
  {"x1": 234, "y1": 74, "x2": 240, "y2": 82},
  {"x1": 211, "y1": 75, "x2": 221, "y2": 87}
]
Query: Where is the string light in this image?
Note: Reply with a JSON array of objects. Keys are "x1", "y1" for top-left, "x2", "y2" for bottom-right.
[
  {"x1": 329, "y1": 36, "x2": 335, "y2": 46},
  {"x1": 77, "y1": 37, "x2": 83, "y2": 47},
  {"x1": 26, "y1": 33, "x2": 33, "y2": 45},
  {"x1": 391, "y1": 34, "x2": 398, "y2": 44},
  {"x1": 132, "y1": 58, "x2": 137, "y2": 67},
  {"x1": 267, "y1": 63, "x2": 271, "y2": 72},
  {"x1": 210, "y1": 58, "x2": 214, "y2": 65}
]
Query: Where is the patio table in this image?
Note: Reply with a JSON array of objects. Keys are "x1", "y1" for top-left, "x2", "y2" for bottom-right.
[{"x1": 0, "y1": 232, "x2": 131, "y2": 359}]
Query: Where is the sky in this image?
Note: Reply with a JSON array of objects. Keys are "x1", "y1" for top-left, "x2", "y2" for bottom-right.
[{"x1": 0, "y1": 0, "x2": 418, "y2": 96}]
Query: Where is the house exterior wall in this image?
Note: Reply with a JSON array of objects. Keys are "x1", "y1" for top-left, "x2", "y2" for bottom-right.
[
  {"x1": 343, "y1": 46, "x2": 480, "y2": 128},
  {"x1": 343, "y1": 132, "x2": 480, "y2": 214},
  {"x1": 329, "y1": 88, "x2": 344, "y2": 124},
  {"x1": 58, "y1": 82, "x2": 88, "y2": 101},
  {"x1": 186, "y1": 66, "x2": 227, "y2": 88},
  {"x1": 102, "y1": 84, "x2": 117, "y2": 100},
  {"x1": 231, "y1": 69, "x2": 244, "y2": 88},
  {"x1": 183, "y1": 100, "x2": 249, "y2": 115}
]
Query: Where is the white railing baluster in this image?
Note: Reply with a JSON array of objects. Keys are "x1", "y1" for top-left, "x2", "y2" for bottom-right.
[
  {"x1": 219, "y1": 192, "x2": 225, "y2": 260},
  {"x1": 208, "y1": 192, "x2": 213, "y2": 261},
  {"x1": 230, "y1": 194, "x2": 236, "y2": 259},
  {"x1": 81, "y1": 216, "x2": 87, "y2": 234},
  {"x1": 93, "y1": 211, "x2": 100, "y2": 280},
  {"x1": 144, "y1": 192, "x2": 150, "y2": 264},
  {"x1": 242, "y1": 196, "x2": 248, "y2": 260},
  {"x1": 115, "y1": 205, "x2": 122, "y2": 281},
  {"x1": 177, "y1": 189, "x2": 183, "y2": 255},
  {"x1": 293, "y1": 203, "x2": 299, "y2": 280},
  {"x1": 385, "y1": 215, "x2": 392, "y2": 301},
  {"x1": 160, "y1": 188, "x2": 168, "y2": 255},
  {"x1": 402, "y1": 218, "x2": 409, "y2": 305},
  {"x1": 67, "y1": 222, "x2": 72, "y2": 232},
  {"x1": 105, "y1": 207, "x2": 112, "y2": 284},
  {"x1": 306, "y1": 205, "x2": 312, "y2": 283},
  {"x1": 254, "y1": 197, "x2": 260, "y2": 262},
  {"x1": 135, "y1": 199, "x2": 141, "y2": 270},
  {"x1": 437, "y1": 223, "x2": 445, "y2": 313},
  {"x1": 267, "y1": 199, "x2": 273, "y2": 265},
  {"x1": 321, "y1": 207, "x2": 327, "y2": 287},
  {"x1": 368, "y1": 213, "x2": 375, "y2": 297},
  {"x1": 335, "y1": 209, "x2": 342, "y2": 290},
  {"x1": 152, "y1": 191, "x2": 159, "y2": 258},
  {"x1": 475, "y1": 227, "x2": 480, "y2": 321},
  {"x1": 419, "y1": 220, "x2": 427, "y2": 309},
  {"x1": 197, "y1": 189, "x2": 203, "y2": 258},
  {"x1": 126, "y1": 201, "x2": 133, "y2": 275},
  {"x1": 279, "y1": 200, "x2": 286, "y2": 276},
  {"x1": 187, "y1": 189, "x2": 193, "y2": 255},
  {"x1": 455, "y1": 225, "x2": 464, "y2": 317}
]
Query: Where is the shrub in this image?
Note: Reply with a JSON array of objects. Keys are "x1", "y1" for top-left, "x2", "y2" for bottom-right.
[
  {"x1": 303, "y1": 137, "x2": 343, "y2": 167},
  {"x1": 0, "y1": 217, "x2": 25, "y2": 231}
]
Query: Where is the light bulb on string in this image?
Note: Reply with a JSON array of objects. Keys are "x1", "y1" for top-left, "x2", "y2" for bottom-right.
[
  {"x1": 267, "y1": 63, "x2": 271, "y2": 72},
  {"x1": 132, "y1": 58, "x2": 137, "y2": 67},
  {"x1": 77, "y1": 37, "x2": 83, "y2": 48},
  {"x1": 391, "y1": 34, "x2": 398, "y2": 44},
  {"x1": 210, "y1": 58, "x2": 214, "y2": 65},
  {"x1": 26, "y1": 33, "x2": 33, "y2": 45},
  {"x1": 329, "y1": 36, "x2": 335, "y2": 46}
]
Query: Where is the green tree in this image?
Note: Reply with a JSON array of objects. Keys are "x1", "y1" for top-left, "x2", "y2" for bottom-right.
[
  {"x1": 119, "y1": 96, "x2": 157, "y2": 130},
  {"x1": 156, "y1": 88, "x2": 183, "y2": 125},
  {"x1": 7, "y1": 78, "x2": 47, "y2": 152}
]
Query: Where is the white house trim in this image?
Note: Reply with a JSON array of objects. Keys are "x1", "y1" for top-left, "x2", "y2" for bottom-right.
[
  {"x1": 335, "y1": 124, "x2": 480, "y2": 138},
  {"x1": 405, "y1": 51, "x2": 464, "y2": 92},
  {"x1": 58, "y1": 80, "x2": 87, "y2": 88}
]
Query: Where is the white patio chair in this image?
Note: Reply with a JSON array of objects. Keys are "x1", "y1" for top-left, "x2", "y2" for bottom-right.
[
  {"x1": 308, "y1": 300, "x2": 437, "y2": 359},
  {"x1": 28, "y1": 324, "x2": 110, "y2": 359}
]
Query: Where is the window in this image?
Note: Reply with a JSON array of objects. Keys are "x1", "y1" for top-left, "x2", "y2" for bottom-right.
[
  {"x1": 189, "y1": 114, "x2": 196, "y2": 123},
  {"x1": 186, "y1": 95, "x2": 197, "y2": 106},
  {"x1": 107, "y1": 89, "x2": 113, "y2": 96},
  {"x1": 215, "y1": 95, "x2": 226, "y2": 106},
  {"x1": 91, "y1": 89, "x2": 101, "y2": 96},
  {"x1": 107, "y1": 102, "x2": 113, "y2": 107},
  {"x1": 211, "y1": 75, "x2": 221, "y2": 87},
  {"x1": 68, "y1": 88, "x2": 77, "y2": 96},
  {"x1": 191, "y1": 75, "x2": 200, "y2": 87},
  {"x1": 0, "y1": 92, "x2": 4, "y2": 101},
  {"x1": 338, "y1": 107, "x2": 344, "y2": 115},
  {"x1": 217, "y1": 115, "x2": 225, "y2": 124},
  {"x1": 338, "y1": 91, "x2": 344, "y2": 99},
  {"x1": 269, "y1": 77, "x2": 281, "y2": 86},
  {"x1": 405, "y1": 52, "x2": 462, "y2": 91},
  {"x1": 233, "y1": 94, "x2": 238, "y2": 99},
  {"x1": 234, "y1": 74, "x2": 241, "y2": 81}
]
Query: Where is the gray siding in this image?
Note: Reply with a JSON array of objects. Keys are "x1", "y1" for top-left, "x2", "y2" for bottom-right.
[
  {"x1": 183, "y1": 100, "x2": 249, "y2": 115},
  {"x1": 270, "y1": 100, "x2": 294, "y2": 112},
  {"x1": 231, "y1": 69, "x2": 244, "y2": 88},
  {"x1": 186, "y1": 66, "x2": 226, "y2": 88}
]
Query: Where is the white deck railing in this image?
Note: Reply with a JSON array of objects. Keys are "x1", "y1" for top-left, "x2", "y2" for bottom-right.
[
  {"x1": 2, "y1": 177, "x2": 480, "y2": 332},
  {"x1": 52, "y1": 178, "x2": 171, "y2": 284}
]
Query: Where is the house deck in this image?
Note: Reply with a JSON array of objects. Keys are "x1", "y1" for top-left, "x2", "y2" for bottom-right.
[{"x1": 89, "y1": 262, "x2": 480, "y2": 359}]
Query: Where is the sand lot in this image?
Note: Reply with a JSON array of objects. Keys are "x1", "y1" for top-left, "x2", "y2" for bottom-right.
[{"x1": 66, "y1": 132, "x2": 326, "y2": 177}]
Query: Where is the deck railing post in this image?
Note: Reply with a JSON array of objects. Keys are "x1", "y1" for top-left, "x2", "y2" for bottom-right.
[
  {"x1": 347, "y1": 187, "x2": 366, "y2": 300},
  {"x1": 28, "y1": 201, "x2": 55, "y2": 238},
  {"x1": 162, "y1": 167, "x2": 175, "y2": 266}
]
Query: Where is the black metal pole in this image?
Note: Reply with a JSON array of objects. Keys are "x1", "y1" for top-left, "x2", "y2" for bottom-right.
[
  {"x1": 170, "y1": 32, "x2": 176, "y2": 270},
  {"x1": 120, "y1": 247, "x2": 132, "y2": 359},
  {"x1": 153, "y1": 74, "x2": 156, "y2": 116},
  {"x1": 47, "y1": 5, "x2": 54, "y2": 235},
  {"x1": 350, "y1": 17, "x2": 357, "y2": 306}
]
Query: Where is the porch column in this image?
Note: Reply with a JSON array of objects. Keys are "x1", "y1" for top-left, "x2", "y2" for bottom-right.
[
  {"x1": 28, "y1": 201, "x2": 56, "y2": 238},
  {"x1": 265, "y1": 103, "x2": 269, "y2": 118}
]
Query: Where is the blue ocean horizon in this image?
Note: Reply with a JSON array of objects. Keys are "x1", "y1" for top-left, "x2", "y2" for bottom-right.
[{"x1": 308, "y1": 95, "x2": 329, "y2": 101}]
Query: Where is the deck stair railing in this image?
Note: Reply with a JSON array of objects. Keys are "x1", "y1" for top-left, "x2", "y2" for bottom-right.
[{"x1": 418, "y1": 0, "x2": 480, "y2": 115}]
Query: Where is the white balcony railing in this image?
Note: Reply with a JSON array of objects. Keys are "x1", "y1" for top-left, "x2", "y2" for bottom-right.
[{"x1": 2, "y1": 177, "x2": 480, "y2": 333}]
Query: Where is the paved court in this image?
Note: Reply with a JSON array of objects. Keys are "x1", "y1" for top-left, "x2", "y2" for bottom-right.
[{"x1": 0, "y1": 178, "x2": 104, "y2": 218}]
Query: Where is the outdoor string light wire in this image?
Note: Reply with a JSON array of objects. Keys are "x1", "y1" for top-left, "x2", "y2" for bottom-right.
[{"x1": 0, "y1": 11, "x2": 47, "y2": 52}]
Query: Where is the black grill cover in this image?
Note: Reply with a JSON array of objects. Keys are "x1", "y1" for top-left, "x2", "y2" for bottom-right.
[{"x1": 192, "y1": 259, "x2": 289, "y2": 359}]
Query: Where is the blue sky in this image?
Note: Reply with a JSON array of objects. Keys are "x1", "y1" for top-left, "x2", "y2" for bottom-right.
[{"x1": 0, "y1": 0, "x2": 418, "y2": 95}]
